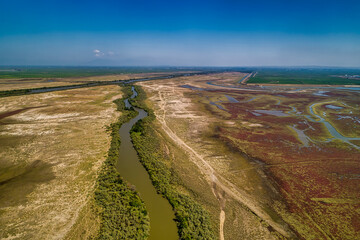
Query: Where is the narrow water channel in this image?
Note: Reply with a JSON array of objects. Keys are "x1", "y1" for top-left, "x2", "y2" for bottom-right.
[
  {"x1": 307, "y1": 103, "x2": 360, "y2": 150},
  {"x1": 116, "y1": 87, "x2": 178, "y2": 240}
]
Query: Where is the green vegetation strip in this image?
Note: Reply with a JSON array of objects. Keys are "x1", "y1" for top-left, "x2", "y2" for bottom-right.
[
  {"x1": 129, "y1": 86, "x2": 216, "y2": 240},
  {"x1": 248, "y1": 69, "x2": 360, "y2": 85},
  {"x1": 94, "y1": 86, "x2": 150, "y2": 239}
]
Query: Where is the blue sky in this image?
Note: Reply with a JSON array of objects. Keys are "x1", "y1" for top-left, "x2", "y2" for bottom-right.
[{"x1": 1, "y1": 0, "x2": 360, "y2": 66}]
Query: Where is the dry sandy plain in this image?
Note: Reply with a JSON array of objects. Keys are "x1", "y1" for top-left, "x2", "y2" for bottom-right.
[{"x1": 0, "y1": 85, "x2": 121, "y2": 239}]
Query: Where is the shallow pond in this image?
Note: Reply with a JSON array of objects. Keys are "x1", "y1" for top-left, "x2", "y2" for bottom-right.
[
  {"x1": 224, "y1": 95, "x2": 239, "y2": 103},
  {"x1": 325, "y1": 104, "x2": 343, "y2": 110},
  {"x1": 253, "y1": 109, "x2": 289, "y2": 117}
]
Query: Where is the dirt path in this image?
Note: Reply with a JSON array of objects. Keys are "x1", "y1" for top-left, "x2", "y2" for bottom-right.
[
  {"x1": 143, "y1": 84, "x2": 291, "y2": 239},
  {"x1": 239, "y1": 72, "x2": 255, "y2": 84},
  {"x1": 219, "y1": 210, "x2": 225, "y2": 240},
  {"x1": 212, "y1": 183, "x2": 226, "y2": 240}
]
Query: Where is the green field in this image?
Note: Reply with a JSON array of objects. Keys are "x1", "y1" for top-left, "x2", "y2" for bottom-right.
[{"x1": 248, "y1": 68, "x2": 360, "y2": 85}]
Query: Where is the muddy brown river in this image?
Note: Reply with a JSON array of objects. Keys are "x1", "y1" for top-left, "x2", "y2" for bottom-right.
[{"x1": 116, "y1": 87, "x2": 178, "y2": 240}]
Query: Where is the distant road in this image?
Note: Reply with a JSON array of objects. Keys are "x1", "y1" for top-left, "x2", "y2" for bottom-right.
[{"x1": 239, "y1": 72, "x2": 256, "y2": 84}]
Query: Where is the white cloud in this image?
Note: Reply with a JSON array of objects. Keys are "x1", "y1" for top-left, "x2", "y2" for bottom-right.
[
  {"x1": 93, "y1": 49, "x2": 115, "y2": 57},
  {"x1": 93, "y1": 49, "x2": 105, "y2": 57}
]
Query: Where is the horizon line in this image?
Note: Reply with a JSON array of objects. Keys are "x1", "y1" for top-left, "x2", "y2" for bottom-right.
[{"x1": 1, "y1": 65, "x2": 360, "y2": 69}]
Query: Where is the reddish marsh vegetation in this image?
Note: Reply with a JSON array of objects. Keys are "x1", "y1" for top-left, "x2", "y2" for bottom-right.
[{"x1": 184, "y1": 73, "x2": 360, "y2": 239}]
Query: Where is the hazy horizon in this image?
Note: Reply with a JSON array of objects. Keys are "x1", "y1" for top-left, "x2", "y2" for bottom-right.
[
  {"x1": 1, "y1": 0, "x2": 360, "y2": 67},
  {"x1": 1, "y1": 65, "x2": 360, "y2": 69}
]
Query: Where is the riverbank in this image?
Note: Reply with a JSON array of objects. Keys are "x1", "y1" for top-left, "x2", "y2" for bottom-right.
[
  {"x1": 87, "y1": 85, "x2": 215, "y2": 239},
  {"x1": 129, "y1": 85, "x2": 216, "y2": 239},
  {"x1": 116, "y1": 86, "x2": 178, "y2": 240},
  {"x1": 91, "y1": 86, "x2": 150, "y2": 239}
]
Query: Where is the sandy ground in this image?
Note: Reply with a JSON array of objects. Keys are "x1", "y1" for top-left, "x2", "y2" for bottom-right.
[{"x1": 0, "y1": 85, "x2": 121, "y2": 239}]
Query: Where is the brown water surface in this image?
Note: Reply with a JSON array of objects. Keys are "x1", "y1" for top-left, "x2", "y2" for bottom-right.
[{"x1": 116, "y1": 89, "x2": 178, "y2": 240}]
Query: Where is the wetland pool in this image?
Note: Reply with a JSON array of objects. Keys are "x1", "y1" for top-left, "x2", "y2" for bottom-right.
[{"x1": 306, "y1": 103, "x2": 360, "y2": 150}]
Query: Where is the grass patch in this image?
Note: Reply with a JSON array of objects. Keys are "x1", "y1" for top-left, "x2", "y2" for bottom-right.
[
  {"x1": 248, "y1": 68, "x2": 360, "y2": 85},
  {"x1": 64, "y1": 199, "x2": 101, "y2": 240}
]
